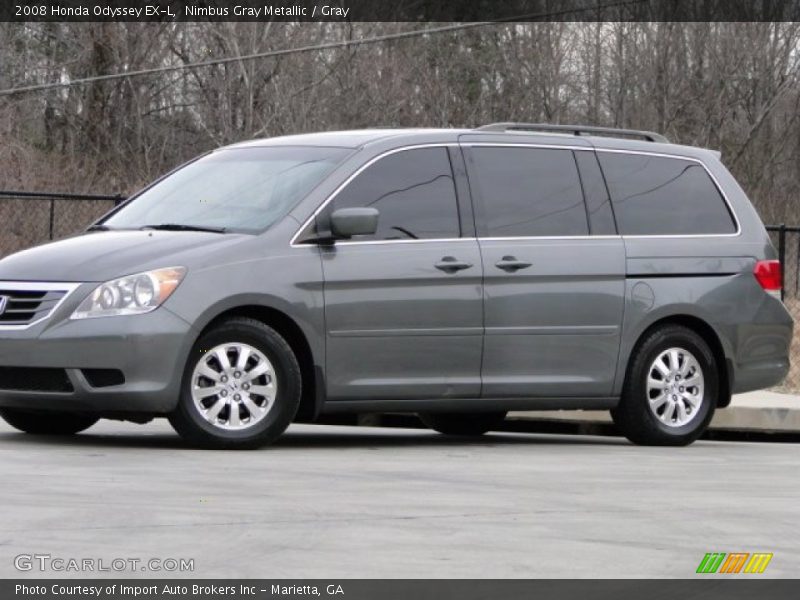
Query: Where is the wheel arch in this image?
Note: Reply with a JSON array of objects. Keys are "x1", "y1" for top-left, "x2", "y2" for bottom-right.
[
  {"x1": 622, "y1": 314, "x2": 733, "y2": 408},
  {"x1": 195, "y1": 304, "x2": 324, "y2": 421}
]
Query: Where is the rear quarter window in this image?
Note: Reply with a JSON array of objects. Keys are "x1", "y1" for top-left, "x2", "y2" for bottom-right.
[{"x1": 598, "y1": 152, "x2": 736, "y2": 235}]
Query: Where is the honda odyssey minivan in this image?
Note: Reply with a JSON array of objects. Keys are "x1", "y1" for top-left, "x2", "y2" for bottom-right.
[{"x1": 0, "y1": 123, "x2": 793, "y2": 448}]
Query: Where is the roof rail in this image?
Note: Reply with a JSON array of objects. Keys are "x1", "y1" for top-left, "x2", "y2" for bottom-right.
[{"x1": 475, "y1": 122, "x2": 669, "y2": 143}]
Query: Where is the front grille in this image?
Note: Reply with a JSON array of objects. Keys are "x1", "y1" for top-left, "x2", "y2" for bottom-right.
[
  {"x1": 0, "y1": 367, "x2": 74, "y2": 392},
  {"x1": 0, "y1": 284, "x2": 73, "y2": 326}
]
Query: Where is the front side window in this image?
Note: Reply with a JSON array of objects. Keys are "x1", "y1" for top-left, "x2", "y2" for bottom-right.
[
  {"x1": 326, "y1": 147, "x2": 461, "y2": 240},
  {"x1": 467, "y1": 147, "x2": 589, "y2": 237},
  {"x1": 598, "y1": 153, "x2": 736, "y2": 235},
  {"x1": 104, "y1": 146, "x2": 349, "y2": 233}
]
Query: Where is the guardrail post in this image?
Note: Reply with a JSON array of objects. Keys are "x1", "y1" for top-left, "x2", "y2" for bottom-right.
[{"x1": 778, "y1": 224, "x2": 786, "y2": 300}]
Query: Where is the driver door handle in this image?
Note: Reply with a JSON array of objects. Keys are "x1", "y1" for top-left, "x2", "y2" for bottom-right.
[
  {"x1": 435, "y1": 256, "x2": 473, "y2": 274},
  {"x1": 495, "y1": 256, "x2": 532, "y2": 272}
]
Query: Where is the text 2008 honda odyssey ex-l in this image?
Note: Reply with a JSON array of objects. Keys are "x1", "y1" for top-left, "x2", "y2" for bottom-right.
[{"x1": 0, "y1": 124, "x2": 793, "y2": 448}]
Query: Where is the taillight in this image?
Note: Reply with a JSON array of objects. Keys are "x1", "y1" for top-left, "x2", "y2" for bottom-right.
[{"x1": 753, "y1": 260, "x2": 782, "y2": 298}]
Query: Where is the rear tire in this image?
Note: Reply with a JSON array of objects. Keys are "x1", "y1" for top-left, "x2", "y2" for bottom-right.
[
  {"x1": 0, "y1": 408, "x2": 98, "y2": 435},
  {"x1": 169, "y1": 317, "x2": 301, "y2": 449},
  {"x1": 419, "y1": 411, "x2": 507, "y2": 436},
  {"x1": 611, "y1": 325, "x2": 717, "y2": 446}
]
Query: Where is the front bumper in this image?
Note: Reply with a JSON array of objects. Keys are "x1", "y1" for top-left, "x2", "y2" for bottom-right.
[{"x1": 0, "y1": 306, "x2": 194, "y2": 415}]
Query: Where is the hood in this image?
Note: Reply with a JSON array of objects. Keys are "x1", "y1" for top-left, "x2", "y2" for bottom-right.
[{"x1": 0, "y1": 230, "x2": 252, "y2": 282}]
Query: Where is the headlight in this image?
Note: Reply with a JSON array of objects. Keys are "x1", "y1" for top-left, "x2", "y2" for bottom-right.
[{"x1": 71, "y1": 267, "x2": 186, "y2": 319}]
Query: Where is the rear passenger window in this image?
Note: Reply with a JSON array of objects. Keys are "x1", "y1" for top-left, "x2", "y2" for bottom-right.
[
  {"x1": 598, "y1": 153, "x2": 736, "y2": 235},
  {"x1": 468, "y1": 147, "x2": 589, "y2": 237},
  {"x1": 329, "y1": 147, "x2": 460, "y2": 240}
]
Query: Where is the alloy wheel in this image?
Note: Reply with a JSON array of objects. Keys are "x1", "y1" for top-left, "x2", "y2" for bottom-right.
[
  {"x1": 646, "y1": 347, "x2": 705, "y2": 428},
  {"x1": 190, "y1": 343, "x2": 277, "y2": 431}
]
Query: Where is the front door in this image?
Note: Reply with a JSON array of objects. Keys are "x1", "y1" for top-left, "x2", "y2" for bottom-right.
[{"x1": 319, "y1": 146, "x2": 484, "y2": 400}]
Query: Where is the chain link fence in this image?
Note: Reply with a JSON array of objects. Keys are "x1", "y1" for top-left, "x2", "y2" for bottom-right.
[
  {"x1": 0, "y1": 191, "x2": 798, "y2": 392},
  {"x1": 0, "y1": 191, "x2": 122, "y2": 258},
  {"x1": 767, "y1": 225, "x2": 800, "y2": 393}
]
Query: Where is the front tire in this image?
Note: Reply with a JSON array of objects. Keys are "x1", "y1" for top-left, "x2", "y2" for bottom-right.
[
  {"x1": 0, "y1": 408, "x2": 98, "y2": 435},
  {"x1": 419, "y1": 412, "x2": 507, "y2": 436},
  {"x1": 611, "y1": 325, "x2": 717, "y2": 446},
  {"x1": 169, "y1": 317, "x2": 301, "y2": 449}
]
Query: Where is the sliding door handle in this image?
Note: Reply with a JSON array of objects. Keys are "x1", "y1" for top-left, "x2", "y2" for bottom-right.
[{"x1": 435, "y1": 256, "x2": 473, "y2": 274}]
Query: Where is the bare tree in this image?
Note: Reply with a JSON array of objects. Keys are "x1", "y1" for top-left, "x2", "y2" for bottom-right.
[{"x1": 1, "y1": 22, "x2": 800, "y2": 222}]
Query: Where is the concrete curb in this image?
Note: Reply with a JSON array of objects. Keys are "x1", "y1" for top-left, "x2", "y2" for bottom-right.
[
  {"x1": 318, "y1": 391, "x2": 800, "y2": 441},
  {"x1": 508, "y1": 391, "x2": 800, "y2": 433}
]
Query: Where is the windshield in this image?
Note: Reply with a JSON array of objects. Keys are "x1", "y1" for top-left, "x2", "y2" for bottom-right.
[{"x1": 103, "y1": 146, "x2": 350, "y2": 233}]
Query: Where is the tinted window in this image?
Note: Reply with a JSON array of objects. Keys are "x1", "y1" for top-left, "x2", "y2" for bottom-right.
[
  {"x1": 105, "y1": 147, "x2": 348, "y2": 233},
  {"x1": 468, "y1": 147, "x2": 589, "y2": 237},
  {"x1": 574, "y1": 151, "x2": 617, "y2": 235},
  {"x1": 329, "y1": 147, "x2": 460, "y2": 240},
  {"x1": 598, "y1": 153, "x2": 736, "y2": 235}
]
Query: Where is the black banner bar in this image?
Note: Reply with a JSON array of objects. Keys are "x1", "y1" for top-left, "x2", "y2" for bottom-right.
[
  {"x1": 3, "y1": 0, "x2": 800, "y2": 23},
  {"x1": 4, "y1": 580, "x2": 800, "y2": 600}
]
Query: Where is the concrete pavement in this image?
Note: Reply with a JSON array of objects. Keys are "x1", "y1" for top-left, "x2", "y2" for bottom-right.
[{"x1": 0, "y1": 418, "x2": 797, "y2": 579}]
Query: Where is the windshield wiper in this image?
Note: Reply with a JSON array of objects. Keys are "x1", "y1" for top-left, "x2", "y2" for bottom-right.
[
  {"x1": 86, "y1": 224, "x2": 113, "y2": 232},
  {"x1": 140, "y1": 223, "x2": 227, "y2": 233}
]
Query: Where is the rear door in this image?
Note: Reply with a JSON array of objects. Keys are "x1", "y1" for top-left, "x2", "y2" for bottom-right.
[
  {"x1": 462, "y1": 141, "x2": 626, "y2": 398},
  {"x1": 316, "y1": 146, "x2": 484, "y2": 401}
]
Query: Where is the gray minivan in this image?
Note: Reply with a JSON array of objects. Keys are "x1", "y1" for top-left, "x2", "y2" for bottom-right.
[{"x1": 0, "y1": 124, "x2": 792, "y2": 448}]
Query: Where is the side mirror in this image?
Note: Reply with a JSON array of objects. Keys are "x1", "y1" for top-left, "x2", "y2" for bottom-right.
[{"x1": 330, "y1": 207, "x2": 379, "y2": 238}]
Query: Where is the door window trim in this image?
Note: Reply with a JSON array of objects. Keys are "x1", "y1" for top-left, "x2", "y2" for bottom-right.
[{"x1": 290, "y1": 142, "x2": 742, "y2": 246}]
